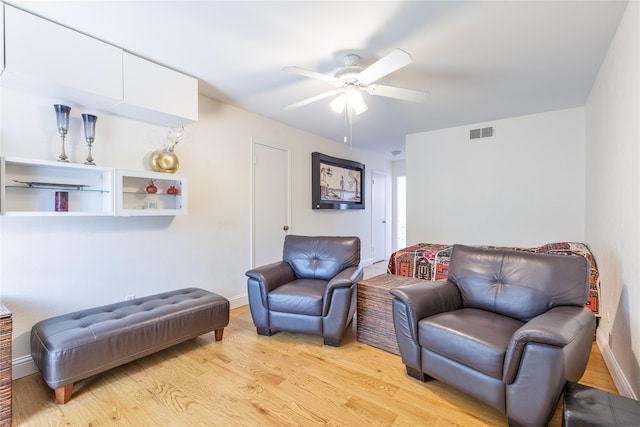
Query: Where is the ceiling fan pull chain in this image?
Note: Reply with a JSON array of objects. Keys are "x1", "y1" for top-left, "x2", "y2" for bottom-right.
[
  {"x1": 343, "y1": 106, "x2": 348, "y2": 144},
  {"x1": 349, "y1": 108, "x2": 353, "y2": 150}
]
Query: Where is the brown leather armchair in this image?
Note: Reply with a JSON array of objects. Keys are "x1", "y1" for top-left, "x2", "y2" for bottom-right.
[
  {"x1": 245, "y1": 235, "x2": 363, "y2": 346},
  {"x1": 391, "y1": 244, "x2": 596, "y2": 427}
]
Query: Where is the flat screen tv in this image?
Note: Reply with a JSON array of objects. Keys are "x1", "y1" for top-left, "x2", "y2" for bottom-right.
[{"x1": 312, "y1": 152, "x2": 365, "y2": 210}]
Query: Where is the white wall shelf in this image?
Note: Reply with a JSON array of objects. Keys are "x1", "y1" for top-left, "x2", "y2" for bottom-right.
[
  {"x1": 1, "y1": 157, "x2": 114, "y2": 216},
  {"x1": 1, "y1": 157, "x2": 188, "y2": 217},
  {"x1": 115, "y1": 169, "x2": 187, "y2": 216}
]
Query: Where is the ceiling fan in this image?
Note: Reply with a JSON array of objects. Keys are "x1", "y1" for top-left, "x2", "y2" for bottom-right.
[{"x1": 284, "y1": 48, "x2": 429, "y2": 115}]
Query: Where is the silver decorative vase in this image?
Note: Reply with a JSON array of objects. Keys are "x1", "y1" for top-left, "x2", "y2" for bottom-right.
[
  {"x1": 82, "y1": 114, "x2": 98, "y2": 165},
  {"x1": 54, "y1": 104, "x2": 71, "y2": 162}
]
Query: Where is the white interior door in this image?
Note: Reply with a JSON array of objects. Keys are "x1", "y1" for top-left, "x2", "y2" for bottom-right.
[
  {"x1": 252, "y1": 141, "x2": 291, "y2": 267},
  {"x1": 372, "y1": 170, "x2": 387, "y2": 263}
]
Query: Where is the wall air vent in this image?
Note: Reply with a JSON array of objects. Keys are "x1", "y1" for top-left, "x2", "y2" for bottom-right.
[
  {"x1": 470, "y1": 126, "x2": 495, "y2": 140},
  {"x1": 481, "y1": 126, "x2": 494, "y2": 138}
]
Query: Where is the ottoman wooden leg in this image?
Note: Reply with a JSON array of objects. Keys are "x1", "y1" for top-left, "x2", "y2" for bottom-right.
[
  {"x1": 55, "y1": 383, "x2": 73, "y2": 404},
  {"x1": 214, "y1": 328, "x2": 224, "y2": 341}
]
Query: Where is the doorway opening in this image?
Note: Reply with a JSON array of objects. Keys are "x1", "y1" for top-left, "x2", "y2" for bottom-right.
[{"x1": 396, "y1": 175, "x2": 406, "y2": 250}]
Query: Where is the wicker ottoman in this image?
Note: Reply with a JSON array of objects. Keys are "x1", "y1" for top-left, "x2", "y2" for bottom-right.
[
  {"x1": 356, "y1": 274, "x2": 426, "y2": 355},
  {"x1": 31, "y1": 287, "x2": 229, "y2": 404}
]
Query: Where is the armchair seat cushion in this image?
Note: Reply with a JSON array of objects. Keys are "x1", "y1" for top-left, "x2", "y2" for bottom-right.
[
  {"x1": 268, "y1": 279, "x2": 327, "y2": 315},
  {"x1": 419, "y1": 308, "x2": 524, "y2": 379}
]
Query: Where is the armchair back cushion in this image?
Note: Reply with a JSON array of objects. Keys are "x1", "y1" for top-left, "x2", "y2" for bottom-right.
[
  {"x1": 448, "y1": 244, "x2": 590, "y2": 321},
  {"x1": 284, "y1": 235, "x2": 361, "y2": 280}
]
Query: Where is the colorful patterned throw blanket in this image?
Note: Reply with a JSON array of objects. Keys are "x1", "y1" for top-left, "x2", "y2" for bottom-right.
[{"x1": 387, "y1": 242, "x2": 600, "y2": 316}]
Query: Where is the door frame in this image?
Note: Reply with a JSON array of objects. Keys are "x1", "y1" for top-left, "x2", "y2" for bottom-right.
[
  {"x1": 371, "y1": 169, "x2": 388, "y2": 263},
  {"x1": 250, "y1": 138, "x2": 292, "y2": 268}
]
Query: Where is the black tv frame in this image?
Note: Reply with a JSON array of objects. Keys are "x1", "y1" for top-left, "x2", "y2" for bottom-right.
[{"x1": 311, "y1": 152, "x2": 365, "y2": 210}]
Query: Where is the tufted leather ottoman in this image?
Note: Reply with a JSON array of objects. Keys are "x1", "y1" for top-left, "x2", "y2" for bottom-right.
[
  {"x1": 31, "y1": 287, "x2": 229, "y2": 404},
  {"x1": 563, "y1": 381, "x2": 640, "y2": 426}
]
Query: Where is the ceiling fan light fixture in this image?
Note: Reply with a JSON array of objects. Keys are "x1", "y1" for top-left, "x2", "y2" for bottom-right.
[
  {"x1": 330, "y1": 93, "x2": 346, "y2": 114},
  {"x1": 330, "y1": 90, "x2": 368, "y2": 115},
  {"x1": 347, "y1": 88, "x2": 368, "y2": 115}
]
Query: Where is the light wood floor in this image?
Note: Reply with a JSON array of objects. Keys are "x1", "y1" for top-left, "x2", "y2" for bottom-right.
[{"x1": 12, "y1": 302, "x2": 617, "y2": 426}]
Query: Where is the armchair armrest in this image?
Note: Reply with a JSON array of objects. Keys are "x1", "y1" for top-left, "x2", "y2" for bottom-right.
[
  {"x1": 504, "y1": 306, "x2": 595, "y2": 384},
  {"x1": 246, "y1": 261, "x2": 296, "y2": 306},
  {"x1": 390, "y1": 280, "x2": 462, "y2": 340},
  {"x1": 390, "y1": 280, "x2": 462, "y2": 373},
  {"x1": 326, "y1": 265, "x2": 363, "y2": 290},
  {"x1": 322, "y1": 265, "x2": 363, "y2": 313}
]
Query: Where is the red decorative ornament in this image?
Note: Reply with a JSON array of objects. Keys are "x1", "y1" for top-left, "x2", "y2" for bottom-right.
[
  {"x1": 167, "y1": 185, "x2": 179, "y2": 195},
  {"x1": 145, "y1": 179, "x2": 158, "y2": 194}
]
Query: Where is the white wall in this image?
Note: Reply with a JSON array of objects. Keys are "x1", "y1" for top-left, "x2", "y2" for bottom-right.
[
  {"x1": 585, "y1": 0, "x2": 639, "y2": 399},
  {"x1": 405, "y1": 107, "x2": 585, "y2": 247},
  {"x1": 0, "y1": 90, "x2": 392, "y2": 378},
  {"x1": 391, "y1": 160, "x2": 406, "y2": 252}
]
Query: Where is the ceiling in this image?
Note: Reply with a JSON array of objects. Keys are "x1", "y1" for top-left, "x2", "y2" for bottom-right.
[{"x1": 8, "y1": 1, "x2": 628, "y2": 159}]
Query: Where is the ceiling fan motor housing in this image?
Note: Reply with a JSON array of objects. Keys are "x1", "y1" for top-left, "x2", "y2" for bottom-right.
[{"x1": 333, "y1": 54, "x2": 363, "y2": 86}]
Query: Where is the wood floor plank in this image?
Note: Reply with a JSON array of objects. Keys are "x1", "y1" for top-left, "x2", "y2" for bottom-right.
[{"x1": 12, "y1": 305, "x2": 616, "y2": 426}]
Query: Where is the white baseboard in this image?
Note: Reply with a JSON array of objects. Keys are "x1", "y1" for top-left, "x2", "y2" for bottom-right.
[
  {"x1": 360, "y1": 258, "x2": 374, "y2": 267},
  {"x1": 596, "y1": 328, "x2": 637, "y2": 399},
  {"x1": 228, "y1": 293, "x2": 248, "y2": 309},
  {"x1": 13, "y1": 354, "x2": 38, "y2": 380}
]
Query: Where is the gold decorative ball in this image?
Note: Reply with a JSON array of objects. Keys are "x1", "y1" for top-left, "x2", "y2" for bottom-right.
[{"x1": 149, "y1": 150, "x2": 179, "y2": 173}]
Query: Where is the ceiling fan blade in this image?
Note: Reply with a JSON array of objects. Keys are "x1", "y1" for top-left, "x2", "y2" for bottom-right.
[
  {"x1": 366, "y1": 84, "x2": 429, "y2": 103},
  {"x1": 283, "y1": 66, "x2": 338, "y2": 84},
  {"x1": 284, "y1": 89, "x2": 342, "y2": 111},
  {"x1": 358, "y1": 49, "x2": 413, "y2": 85}
]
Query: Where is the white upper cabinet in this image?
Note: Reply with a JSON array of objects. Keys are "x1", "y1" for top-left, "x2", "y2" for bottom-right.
[
  {"x1": 1, "y1": 4, "x2": 123, "y2": 109},
  {"x1": 113, "y1": 53, "x2": 198, "y2": 127},
  {"x1": 1, "y1": 4, "x2": 198, "y2": 126}
]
